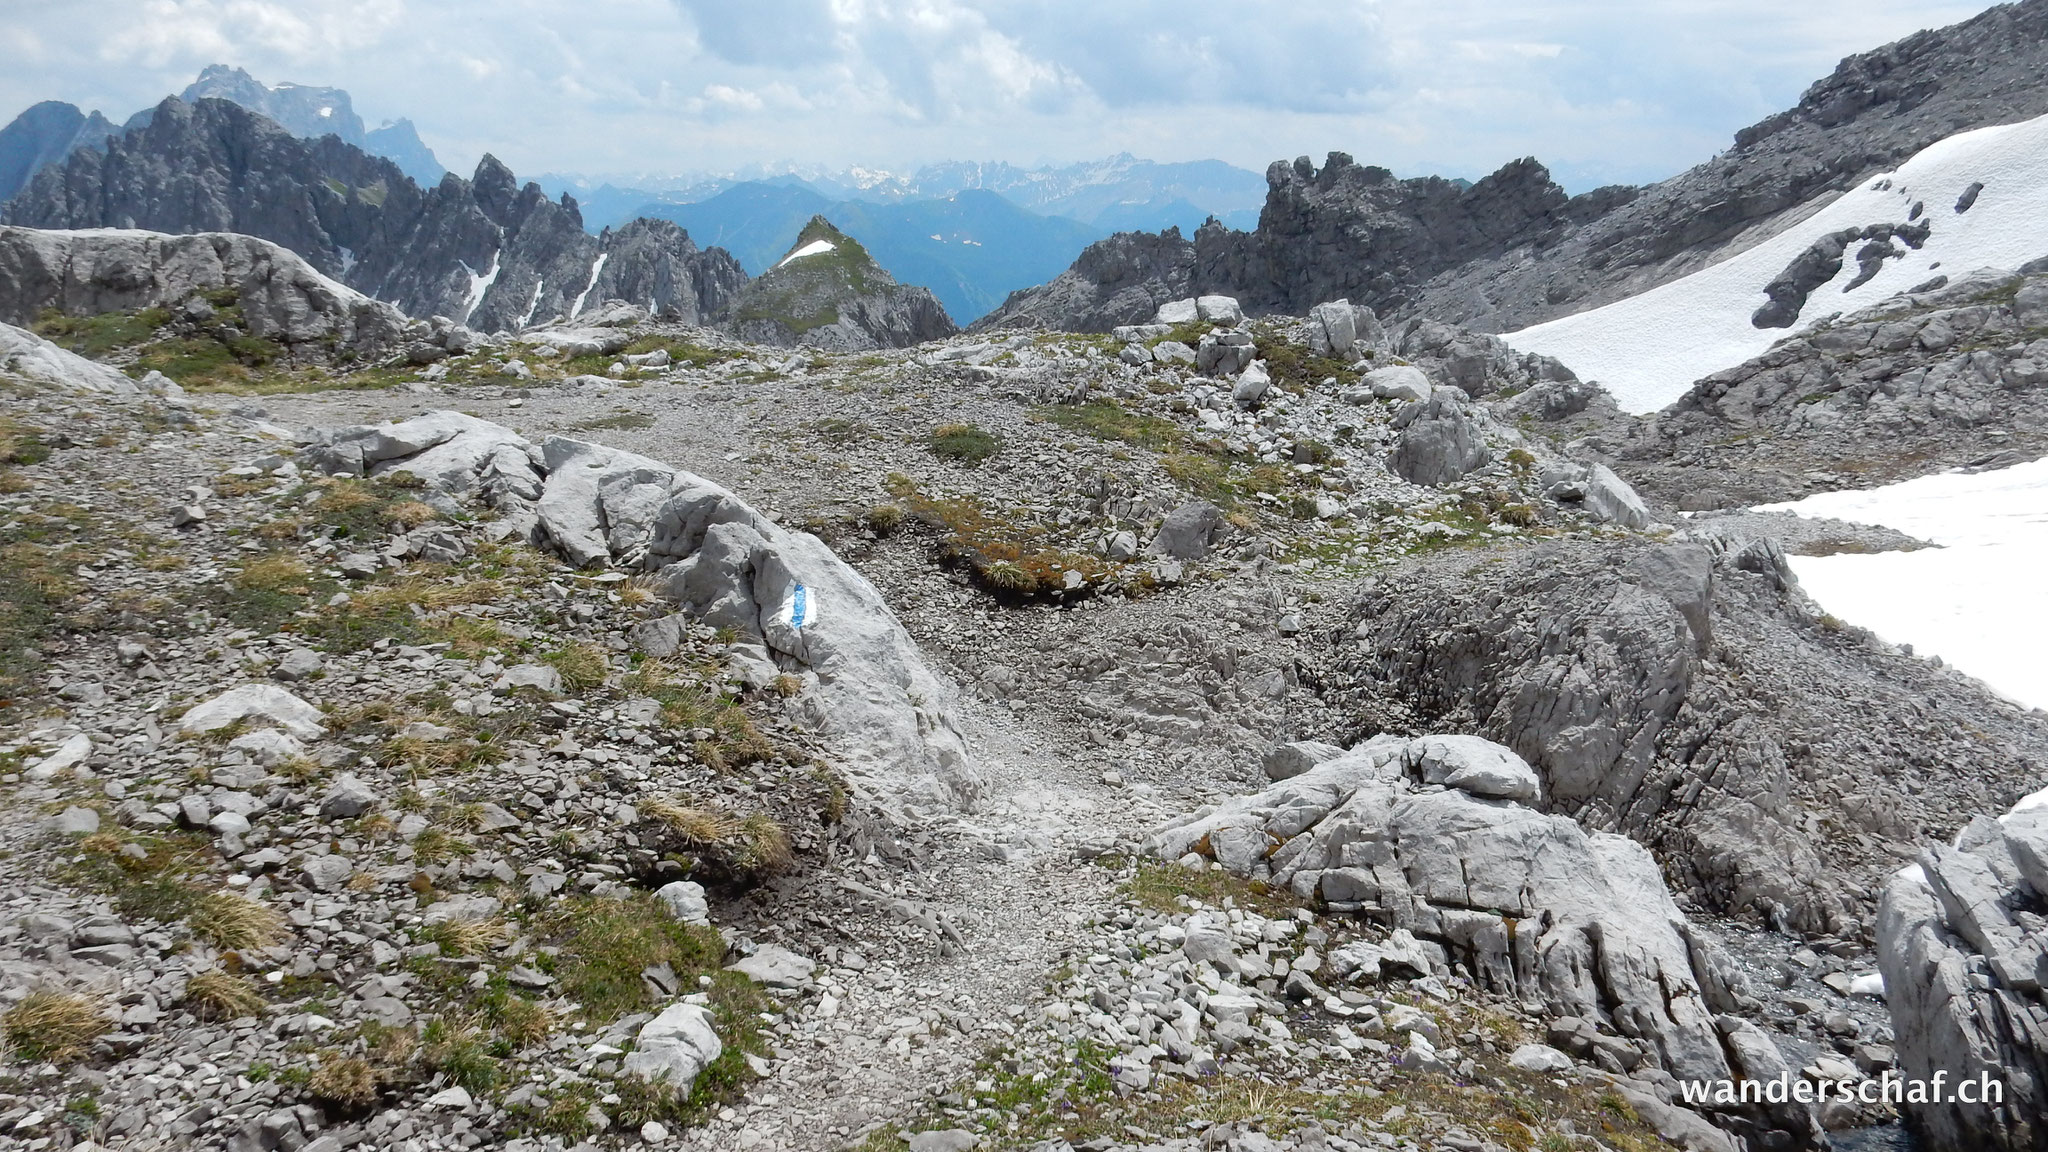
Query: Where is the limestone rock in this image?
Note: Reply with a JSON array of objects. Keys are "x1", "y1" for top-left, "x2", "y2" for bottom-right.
[
  {"x1": 621, "y1": 1003, "x2": 723, "y2": 1096},
  {"x1": 1388, "y1": 391, "x2": 1490, "y2": 487},
  {"x1": 726, "y1": 945, "x2": 816, "y2": 991},
  {"x1": 179, "y1": 684, "x2": 325, "y2": 741}
]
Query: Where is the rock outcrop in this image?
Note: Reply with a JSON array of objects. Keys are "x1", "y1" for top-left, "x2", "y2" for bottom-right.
[
  {"x1": 972, "y1": 228, "x2": 1195, "y2": 333},
  {"x1": 297, "y1": 412, "x2": 979, "y2": 810},
  {"x1": 727, "y1": 217, "x2": 956, "y2": 350},
  {"x1": 1150, "y1": 734, "x2": 1817, "y2": 1149},
  {"x1": 1604, "y1": 260, "x2": 2048, "y2": 509},
  {"x1": 1333, "y1": 531, "x2": 2048, "y2": 936},
  {"x1": 1878, "y1": 810, "x2": 2048, "y2": 1151},
  {"x1": 0, "y1": 321, "x2": 140, "y2": 394},
  {"x1": 2, "y1": 97, "x2": 746, "y2": 333},
  {"x1": 0, "y1": 226, "x2": 409, "y2": 359}
]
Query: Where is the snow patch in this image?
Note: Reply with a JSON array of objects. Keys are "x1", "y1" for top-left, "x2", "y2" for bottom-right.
[
  {"x1": 460, "y1": 253, "x2": 500, "y2": 325},
  {"x1": 569, "y1": 253, "x2": 608, "y2": 319},
  {"x1": 1754, "y1": 454, "x2": 2048, "y2": 711},
  {"x1": 1504, "y1": 110, "x2": 2048, "y2": 414},
  {"x1": 518, "y1": 280, "x2": 545, "y2": 329},
  {"x1": 777, "y1": 239, "x2": 836, "y2": 268}
]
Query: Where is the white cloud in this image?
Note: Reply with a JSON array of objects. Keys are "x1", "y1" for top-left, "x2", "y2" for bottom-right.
[{"x1": 0, "y1": 0, "x2": 2005, "y2": 193}]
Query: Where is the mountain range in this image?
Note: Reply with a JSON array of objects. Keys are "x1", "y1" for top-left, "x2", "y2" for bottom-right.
[
  {"x1": 0, "y1": 96, "x2": 743, "y2": 333},
  {"x1": 982, "y1": 0, "x2": 2048, "y2": 337},
  {"x1": 631, "y1": 182, "x2": 1101, "y2": 324}
]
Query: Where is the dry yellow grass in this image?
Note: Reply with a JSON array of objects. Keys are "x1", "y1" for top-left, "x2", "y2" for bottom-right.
[
  {"x1": 639, "y1": 797, "x2": 742, "y2": 844},
  {"x1": 188, "y1": 891, "x2": 285, "y2": 950},
  {"x1": 385, "y1": 500, "x2": 439, "y2": 529},
  {"x1": 429, "y1": 916, "x2": 504, "y2": 957},
  {"x1": 309, "y1": 1054, "x2": 378, "y2": 1107},
  {"x1": 185, "y1": 971, "x2": 267, "y2": 1019},
  {"x1": 3, "y1": 990, "x2": 108, "y2": 1063}
]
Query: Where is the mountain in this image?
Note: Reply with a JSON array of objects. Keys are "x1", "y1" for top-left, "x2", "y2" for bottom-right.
[
  {"x1": 638, "y1": 183, "x2": 1103, "y2": 322},
  {"x1": 1503, "y1": 110, "x2": 2048, "y2": 414},
  {"x1": 0, "y1": 101, "x2": 121, "y2": 203},
  {"x1": 0, "y1": 96, "x2": 743, "y2": 332},
  {"x1": 975, "y1": 155, "x2": 1620, "y2": 333},
  {"x1": 0, "y1": 65, "x2": 449, "y2": 210},
  {"x1": 981, "y1": 0, "x2": 2048, "y2": 336},
  {"x1": 727, "y1": 216, "x2": 956, "y2": 349},
  {"x1": 180, "y1": 64, "x2": 446, "y2": 185}
]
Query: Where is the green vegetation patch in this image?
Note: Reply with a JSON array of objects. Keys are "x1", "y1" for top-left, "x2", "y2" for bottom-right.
[
  {"x1": 1035, "y1": 401, "x2": 1184, "y2": 451},
  {"x1": 928, "y1": 422, "x2": 1002, "y2": 464}
]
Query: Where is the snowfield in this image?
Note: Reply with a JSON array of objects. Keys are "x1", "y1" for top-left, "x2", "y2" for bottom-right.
[
  {"x1": 1504, "y1": 110, "x2": 2048, "y2": 414},
  {"x1": 777, "y1": 239, "x2": 836, "y2": 267},
  {"x1": 1755, "y1": 454, "x2": 2048, "y2": 712}
]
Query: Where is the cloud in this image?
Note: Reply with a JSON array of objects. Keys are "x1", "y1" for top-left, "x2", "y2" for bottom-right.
[{"x1": 0, "y1": 0, "x2": 2005, "y2": 193}]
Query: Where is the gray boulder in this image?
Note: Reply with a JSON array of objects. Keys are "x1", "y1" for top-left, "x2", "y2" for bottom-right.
[
  {"x1": 302, "y1": 412, "x2": 984, "y2": 812},
  {"x1": 319, "y1": 775, "x2": 378, "y2": 820},
  {"x1": 1262, "y1": 740, "x2": 1347, "y2": 782},
  {"x1": 1, "y1": 321, "x2": 139, "y2": 394},
  {"x1": 179, "y1": 683, "x2": 325, "y2": 741},
  {"x1": 621, "y1": 1003, "x2": 723, "y2": 1095},
  {"x1": 1405, "y1": 734, "x2": 1541, "y2": 802},
  {"x1": 1878, "y1": 834, "x2": 2048, "y2": 1151},
  {"x1": 0, "y1": 226, "x2": 406, "y2": 359},
  {"x1": 1388, "y1": 391, "x2": 1490, "y2": 486},
  {"x1": 1145, "y1": 501, "x2": 1228, "y2": 561},
  {"x1": 726, "y1": 945, "x2": 816, "y2": 991},
  {"x1": 655, "y1": 880, "x2": 710, "y2": 926},
  {"x1": 1364, "y1": 364, "x2": 1430, "y2": 402}
]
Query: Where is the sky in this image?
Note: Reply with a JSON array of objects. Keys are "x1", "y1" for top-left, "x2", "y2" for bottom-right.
[{"x1": 0, "y1": 0, "x2": 2001, "y2": 193}]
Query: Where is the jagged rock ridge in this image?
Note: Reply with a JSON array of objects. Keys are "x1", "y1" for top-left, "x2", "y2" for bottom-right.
[{"x1": 1, "y1": 97, "x2": 746, "y2": 334}]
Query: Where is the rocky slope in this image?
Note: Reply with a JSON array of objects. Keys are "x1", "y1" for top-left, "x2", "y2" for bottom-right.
[
  {"x1": 982, "y1": 0, "x2": 2048, "y2": 336},
  {"x1": 726, "y1": 218, "x2": 956, "y2": 350},
  {"x1": 0, "y1": 284, "x2": 2035, "y2": 1152},
  {"x1": 1596, "y1": 260, "x2": 2048, "y2": 509},
  {"x1": 0, "y1": 97, "x2": 746, "y2": 333}
]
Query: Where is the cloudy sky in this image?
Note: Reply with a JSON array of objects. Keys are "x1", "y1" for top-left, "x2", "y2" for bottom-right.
[{"x1": 0, "y1": 0, "x2": 1997, "y2": 191}]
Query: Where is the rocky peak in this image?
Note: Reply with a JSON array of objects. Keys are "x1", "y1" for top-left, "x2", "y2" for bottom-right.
[
  {"x1": 0, "y1": 100, "x2": 120, "y2": 203},
  {"x1": 727, "y1": 216, "x2": 956, "y2": 350},
  {"x1": 471, "y1": 154, "x2": 521, "y2": 227}
]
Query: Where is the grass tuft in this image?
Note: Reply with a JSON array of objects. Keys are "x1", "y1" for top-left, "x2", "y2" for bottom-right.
[
  {"x1": 185, "y1": 971, "x2": 268, "y2": 1019},
  {"x1": 189, "y1": 891, "x2": 285, "y2": 951},
  {"x1": 3, "y1": 990, "x2": 108, "y2": 1063}
]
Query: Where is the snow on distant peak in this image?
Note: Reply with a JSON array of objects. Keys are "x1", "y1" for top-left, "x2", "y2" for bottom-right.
[
  {"x1": 777, "y1": 239, "x2": 836, "y2": 268},
  {"x1": 318, "y1": 106, "x2": 333, "y2": 118},
  {"x1": 1504, "y1": 110, "x2": 2048, "y2": 415}
]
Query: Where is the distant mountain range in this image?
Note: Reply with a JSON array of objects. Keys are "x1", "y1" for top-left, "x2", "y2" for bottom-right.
[
  {"x1": 539, "y1": 154, "x2": 1266, "y2": 235},
  {"x1": 531, "y1": 155, "x2": 1265, "y2": 323},
  {"x1": 632, "y1": 182, "x2": 1104, "y2": 324}
]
